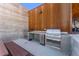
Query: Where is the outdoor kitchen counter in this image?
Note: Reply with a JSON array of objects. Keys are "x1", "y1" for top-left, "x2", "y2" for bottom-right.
[{"x1": 70, "y1": 34, "x2": 79, "y2": 56}]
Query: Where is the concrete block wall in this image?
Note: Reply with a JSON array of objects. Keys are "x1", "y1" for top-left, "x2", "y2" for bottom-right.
[{"x1": 0, "y1": 3, "x2": 28, "y2": 42}]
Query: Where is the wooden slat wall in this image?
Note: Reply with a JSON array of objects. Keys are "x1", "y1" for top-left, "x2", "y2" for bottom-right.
[
  {"x1": 51, "y1": 4, "x2": 61, "y2": 29},
  {"x1": 36, "y1": 6, "x2": 42, "y2": 30},
  {"x1": 61, "y1": 3, "x2": 71, "y2": 32},
  {"x1": 72, "y1": 3, "x2": 79, "y2": 20},
  {"x1": 44, "y1": 4, "x2": 51, "y2": 29},
  {"x1": 42, "y1": 4, "x2": 49, "y2": 30},
  {"x1": 28, "y1": 10, "x2": 35, "y2": 31},
  {"x1": 28, "y1": 3, "x2": 71, "y2": 33}
]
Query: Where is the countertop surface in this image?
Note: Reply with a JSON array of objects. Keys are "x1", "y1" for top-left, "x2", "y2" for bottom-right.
[
  {"x1": 70, "y1": 34, "x2": 79, "y2": 42},
  {"x1": 70, "y1": 32, "x2": 79, "y2": 34},
  {"x1": 28, "y1": 31, "x2": 46, "y2": 35}
]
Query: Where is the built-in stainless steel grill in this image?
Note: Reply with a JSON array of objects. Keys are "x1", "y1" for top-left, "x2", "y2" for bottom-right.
[
  {"x1": 45, "y1": 29, "x2": 62, "y2": 49},
  {"x1": 45, "y1": 29, "x2": 61, "y2": 41}
]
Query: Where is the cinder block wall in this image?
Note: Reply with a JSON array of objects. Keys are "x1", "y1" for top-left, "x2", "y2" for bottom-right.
[{"x1": 0, "y1": 3, "x2": 28, "y2": 42}]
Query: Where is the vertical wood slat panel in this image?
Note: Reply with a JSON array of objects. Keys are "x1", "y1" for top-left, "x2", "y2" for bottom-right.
[
  {"x1": 51, "y1": 3, "x2": 57, "y2": 29},
  {"x1": 36, "y1": 6, "x2": 42, "y2": 30},
  {"x1": 61, "y1": 3, "x2": 71, "y2": 32},
  {"x1": 28, "y1": 11, "x2": 32, "y2": 31},
  {"x1": 28, "y1": 10, "x2": 35, "y2": 31},
  {"x1": 42, "y1": 4, "x2": 48, "y2": 30},
  {"x1": 34, "y1": 9, "x2": 37, "y2": 31},
  {"x1": 32, "y1": 10, "x2": 35, "y2": 30},
  {"x1": 45, "y1": 4, "x2": 51, "y2": 29},
  {"x1": 72, "y1": 3, "x2": 79, "y2": 19},
  {"x1": 28, "y1": 3, "x2": 71, "y2": 33}
]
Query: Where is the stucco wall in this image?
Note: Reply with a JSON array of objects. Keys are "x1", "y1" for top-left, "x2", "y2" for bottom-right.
[{"x1": 0, "y1": 3, "x2": 28, "y2": 42}]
